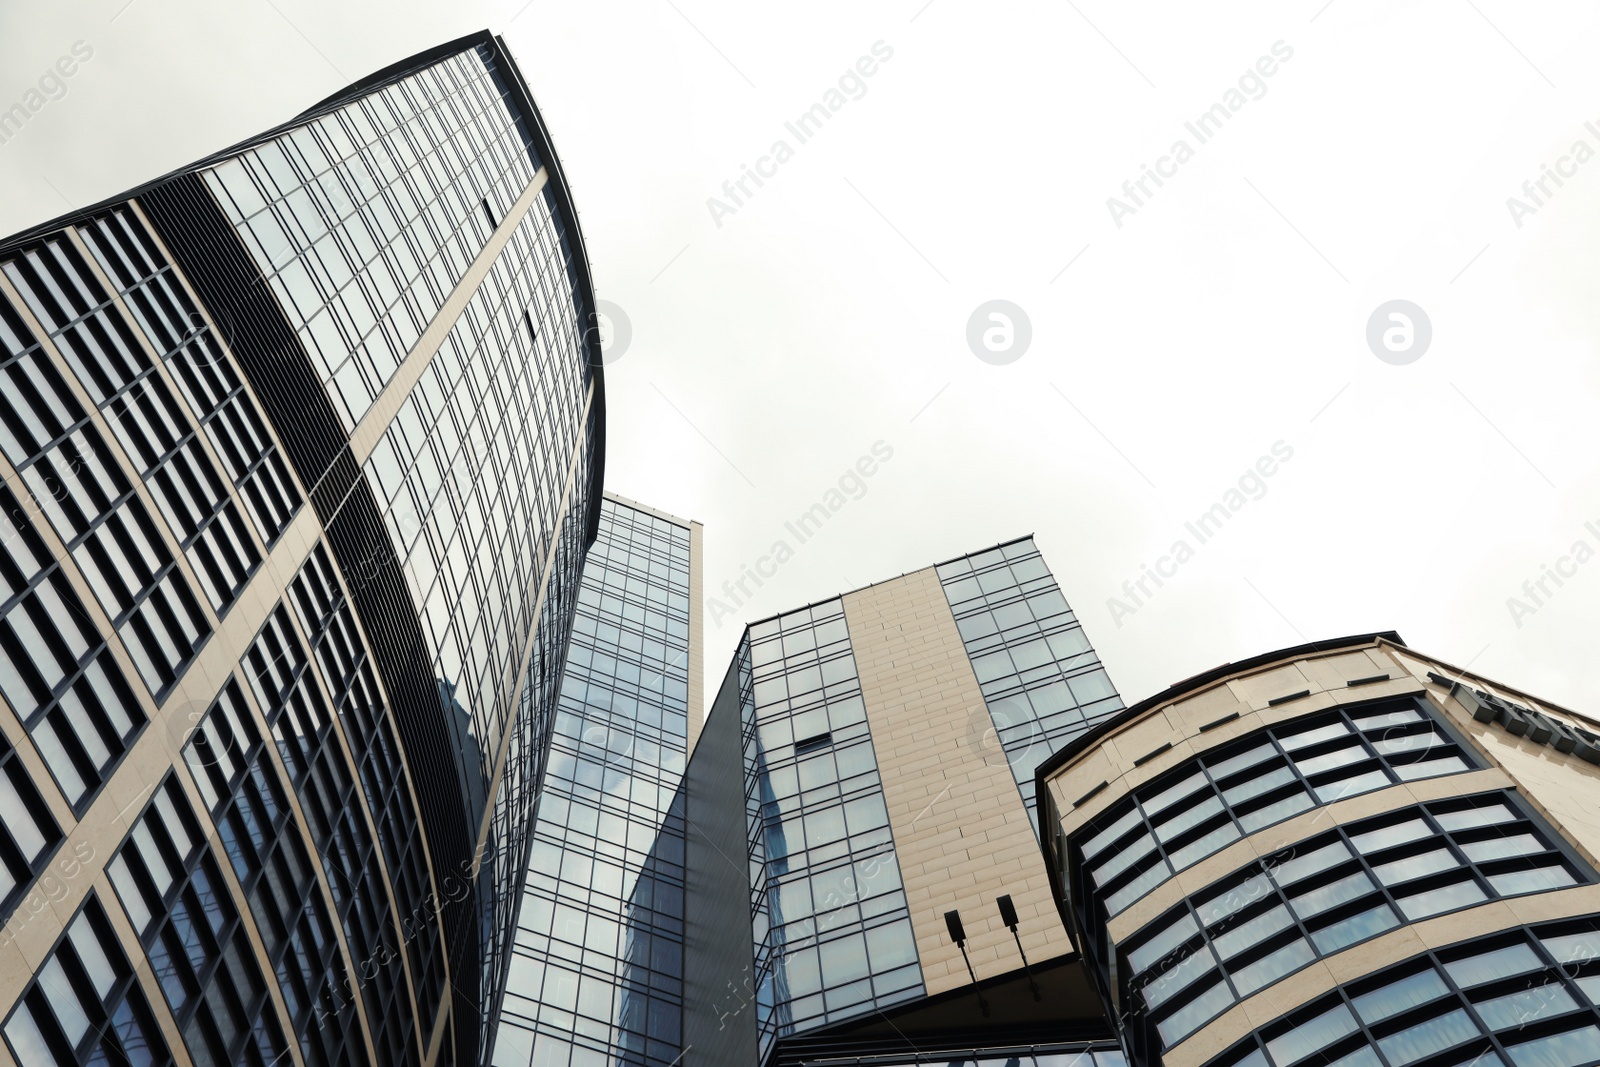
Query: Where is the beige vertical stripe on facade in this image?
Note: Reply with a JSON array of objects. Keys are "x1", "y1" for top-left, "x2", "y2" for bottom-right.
[{"x1": 842, "y1": 566, "x2": 1073, "y2": 998}]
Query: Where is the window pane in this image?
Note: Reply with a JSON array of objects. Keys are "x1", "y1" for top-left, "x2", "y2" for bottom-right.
[
  {"x1": 1294, "y1": 743, "x2": 1366, "y2": 777},
  {"x1": 1308, "y1": 904, "x2": 1399, "y2": 954},
  {"x1": 1142, "y1": 945, "x2": 1217, "y2": 1009},
  {"x1": 1540, "y1": 931, "x2": 1600, "y2": 971},
  {"x1": 1348, "y1": 818, "x2": 1429, "y2": 855},
  {"x1": 1270, "y1": 840, "x2": 1353, "y2": 888},
  {"x1": 1373, "y1": 848, "x2": 1457, "y2": 887},
  {"x1": 1393, "y1": 755, "x2": 1468, "y2": 781},
  {"x1": 1290, "y1": 872, "x2": 1376, "y2": 919},
  {"x1": 1504, "y1": 1024, "x2": 1600, "y2": 1067},
  {"x1": 1313, "y1": 768, "x2": 1391, "y2": 803},
  {"x1": 1351, "y1": 969, "x2": 1451, "y2": 1024},
  {"x1": 1474, "y1": 982, "x2": 1577, "y2": 1030},
  {"x1": 1239, "y1": 791, "x2": 1314, "y2": 833},
  {"x1": 1155, "y1": 978, "x2": 1234, "y2": 1047},
  {"x1": 1398, "y1": 878, "x2": 1488, "y2": 920},
  {"x1": 1213, "y1": 905, "x2": 1295, "y2": 961},
  {"x1": 1376, "y1": 1007, "x2": 1478, "y2": 1066},
  {"x1": 1435, "y1": 804, "x2": 1515, "y2": 832},
  {"x1": 1459, "y1": 834, "x2": 1544, "y2": 863},
  {"x1": 1266, "y1": 1003, "x2": 1359, "y2": 1067},
  {"x1": 1443, "y1": 943, "x2": 1543, "y2": 988},
  {"x1": 1232, "y1": 938, "x2": 1315, "y2": 996},
  {"x1": 1279, "y1": 722, "x2": 1350, "y2": 752},
  {"x1": 1128, "y1": 912, "x2": 1201, "y2": 975},
  {"x1": 1488, "y1": 865, "x2": 1577, "y2": 896},
  {"x1": 1169, "y1": 822, "x2": 1242, "y2": 870},
  {"x1": 1209, "y1": 743, "x2": 1275, "y2": 780}
]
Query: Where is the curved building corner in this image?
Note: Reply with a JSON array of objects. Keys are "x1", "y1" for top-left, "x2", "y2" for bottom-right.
[
  {"x1": 1038, "y1": 633, "x2": 1600, "y2": 1067},
  {"x1": 0, "y1": 30, "x2": 601, "y2": 1067}
]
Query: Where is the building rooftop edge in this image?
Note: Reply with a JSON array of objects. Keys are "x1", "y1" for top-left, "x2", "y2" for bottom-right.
[
  {"x1": 729, "y1": 532, "x2": 1041, "y2": 637},
  {"x1": 1031, "y1": 630, "x2": 1406, "y2": 787},
  {"x1": 602, "y1": 491, "x2": 698, "y2": 530}
]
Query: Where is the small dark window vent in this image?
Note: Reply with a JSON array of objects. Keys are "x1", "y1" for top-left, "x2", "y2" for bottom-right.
[
  {"x1": 481, "y1": 197, "x2": 497, "y2": 230},
  {"x1": 794, "y1": 731, "x2": 833, "y2": 754}
]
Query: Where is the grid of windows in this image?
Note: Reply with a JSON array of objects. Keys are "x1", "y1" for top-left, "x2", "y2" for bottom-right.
[
  {"x1": 0, "y1": 284, "x2": 210, "y2": 699},
  {"x1": 832, "y1": 1045, "x2": 1129, "y2": 1067},
  {"x1": 289, "y1": 542, "x2": 443, "y2": 1037},
  {"x1": 341, "y1": 150, "x2": 593, "y2": 1042},
  {"x1": 359, "y1": 187, "x2": 587, "y2": 772},
  {"x1": 493, "y1": 499, "x2": 693, "y2": 1067},
  {"x1": 182, "y1": 678, "x2": 370, "y2": 1067},
  {"x1": 2, "y1": 893, "x2": 172, "y2": 1066},
  {"x1": 106, "y1": 774, "x2": 289, "y2": 1065},
  {"x1": 241, "y1": 601, "x2": 414, "y2": 1064},
  {"x1": 937, "y1": 538, "x2": 1123, "y2": 827},
  {"x1": 1119, "y1": 793, "x2": 1594, "y2": 1054},
  {"x1": 0, "y1": 728, "x2": 62, "y2": 920},
  {"x1": 743, "y1": 600, "x2": 922, "y2": 1057},
  {"x1": 203, "y1": 46, "x2": 541, "y2": 431},
  {"x1": 0, "y1": 475, "x2": 143, "y2": 811},
  {"x1": 1071, "y1": 697, "x2": 1480, "y2": 931},
  {"x1": 1204, "y1": 917, "x2": 1600, "y2": 1067},
  {"x1": 5, "y1": 230, "x2": 262, "y2": 615},
  {"x1": 77, "y1": 204, "x2": 300, "y2": 546},
  {"x1": 478, "y1": 481, "x2": 594, "y2": 1056}
]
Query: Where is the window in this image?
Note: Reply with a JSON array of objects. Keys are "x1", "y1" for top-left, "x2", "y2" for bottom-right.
[
  {"x1": 182, "y1": 675, "x2": 369, "y2": 1067},
  {"x1": 0, "y1": 477, "x2": 145, "y2": 811},
  {"x1": 0, "y1": 287, "x2": 210, "y2": 702},
  {"x1": 742, "y1": 598, "x2": 920, "y2": 1044},
  {"x1": 1203, "y1": 918, "x2": 1600, "y2": 1067},
  {"x1": 1074, "y1": 697, "x2": 1480, "y2": 924},
  {"x1": 3, "y1": 894, "x2": 172, "y2": 1066},
  {"x1": 1115, "y1": 792, "x2": 1591, "y2": 1053},
  {"x1": 106, "y1": 775, "x2": 288, "y2": 1065},
  {"x1": 938, "y1": 538, "x2": 1123, "y2": 824}
]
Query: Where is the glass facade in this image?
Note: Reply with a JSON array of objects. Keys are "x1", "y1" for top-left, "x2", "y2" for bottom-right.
[
  {"x1": 1069, "y1": 697, "x2": 1481, "y2": 934},
  {"x1": 203, "y1": 48, "x2": 541, "y2": 433},
  {"x1": 936, "y1": 537, "x2": 1123, "y2": 828},
  {"x1": 1203, "y1": 916, "x2": 1600, "y2": 1067},
  {"x1": 814, "y1": 1045, "x2": 1129, "y2": 1067},
  {"x1": 742, "y1": 600, "x2": 922, "y2": 1058},
  {"x1": 492, "y1": 497, "x2": 694, "y2": 1067},
  {"x1": 1116, "y1": 792, "x2": 1593, "y2": 1055},
  {"x1": 3, "y1": 893, "x2": 173, "y2": 1066},
  {"x1": 0, "y1": 29, "x2": 603, "y2": 1067}
]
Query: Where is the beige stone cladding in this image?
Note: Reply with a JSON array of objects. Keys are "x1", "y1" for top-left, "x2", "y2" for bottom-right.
[{"x1": 843, "y1": 566, "x2": 1072, "y2": 997}]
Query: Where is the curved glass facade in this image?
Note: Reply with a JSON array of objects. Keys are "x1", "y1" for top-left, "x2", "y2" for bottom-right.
[
  {"x1": 1203, "y1": 917, "x2": 1600, "y2": 1067},
  {"x1": 0, "y1": 30, "x2": 602, "y2": 1067},
  {"x1": 202, "y1": 48, "x2": 541, "y2": 433},
  {"x1": 1117, "y1": 792, "x2": 1593, "y2": 1056}
]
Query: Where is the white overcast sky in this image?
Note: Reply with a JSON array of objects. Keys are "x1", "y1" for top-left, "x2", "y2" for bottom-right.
[{"x1": 5, "y1": 1, "x2": 1600, "y2": 722}]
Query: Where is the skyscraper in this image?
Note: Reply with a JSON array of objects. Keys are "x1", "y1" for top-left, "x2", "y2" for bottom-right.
[
  {"x1": 1040, "y1": 633, "x2": 1600, "y2": 1067},
  {"x1": 0, "y1": 30, "x2": 602, "y2": 1067},
  {"x1": 491, "y1": 494, "x2": 702, "y2": 1067},
  {"x1": 683, "y1": 536, "x2": 1128, "y2": 1065}
]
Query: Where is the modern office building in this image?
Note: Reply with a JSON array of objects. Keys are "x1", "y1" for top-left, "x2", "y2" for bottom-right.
[
  {"x1": 1040, "y1": 633, "x2": 1600, "y2": 1067},
  {"x1": 683, "y1": 536, "x2": 1130, "y2": 1065},
  {"x1": 0, "y1": 30, "x2": 602, "y2": 1067},
  {"x1": 490, "y1": 494, "x2": 701, "y2": 1067}
]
